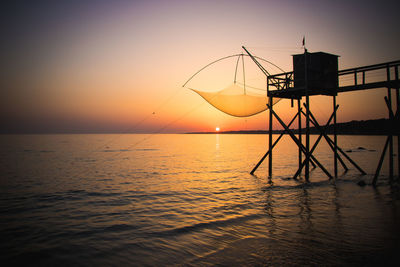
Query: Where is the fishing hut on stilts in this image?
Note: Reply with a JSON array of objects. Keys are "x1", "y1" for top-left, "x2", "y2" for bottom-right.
[{"x1": 245, "y1": 46, "x2": 400, "y2": 185}]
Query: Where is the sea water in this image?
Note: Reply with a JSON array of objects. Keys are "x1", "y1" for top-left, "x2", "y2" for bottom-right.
[{"x1": 0, "y1": 134, "x2": 399, "y2": 266}]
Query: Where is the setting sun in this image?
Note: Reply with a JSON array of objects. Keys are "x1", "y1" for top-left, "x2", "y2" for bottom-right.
[{"x1": 216, "y1": 127, "x2": 220, "y2": 132}]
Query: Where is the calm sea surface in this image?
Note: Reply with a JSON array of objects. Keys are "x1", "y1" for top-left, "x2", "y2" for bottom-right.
[{"x1": 0, "y1": 134, "x2": 399, "y2": 266}]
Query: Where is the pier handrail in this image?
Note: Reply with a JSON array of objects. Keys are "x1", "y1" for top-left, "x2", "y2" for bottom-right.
[
  {"x1": 338, "y1": 60, "x2": 400, "y2": 76},
  {"x1": 267, "y1": 59, "x2": 400, "y2": 93}
]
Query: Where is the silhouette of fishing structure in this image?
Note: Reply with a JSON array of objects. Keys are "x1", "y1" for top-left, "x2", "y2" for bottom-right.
[{"x1": 184, "y1": 44, "x2": 400, "y2": 186}]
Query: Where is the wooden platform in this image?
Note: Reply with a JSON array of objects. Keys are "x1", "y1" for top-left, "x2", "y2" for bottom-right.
[{"x1": 267, "y1": 60, "x2": 400, "y2": 98}]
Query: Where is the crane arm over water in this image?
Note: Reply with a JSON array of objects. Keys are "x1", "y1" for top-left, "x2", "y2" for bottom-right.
[{"x1": 242, "y1": 46, "x2": 271, "y2": 77}]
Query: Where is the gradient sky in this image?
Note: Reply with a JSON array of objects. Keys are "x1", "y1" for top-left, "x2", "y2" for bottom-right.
[{"x1": 1, "y1": 0, "x2": 399, "y2": 133}]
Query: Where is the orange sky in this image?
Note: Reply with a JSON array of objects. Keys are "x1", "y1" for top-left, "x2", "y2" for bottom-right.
[{"x1": 1, "y1": 0, "x2": 399, "y2": 133}]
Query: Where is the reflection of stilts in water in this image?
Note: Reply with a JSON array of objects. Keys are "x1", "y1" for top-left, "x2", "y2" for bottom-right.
[
  {"x1": 332, "y1": 183, "x2": 342, "y2": 225},
  {"x1": 263, "y1": 187, "x2": 276, "y2": 235},
  {"x1": 298, "y1": 188, "x2": 313, "y2": 232},
  {"x1": 332, "y1": 183, "x2": 345, "y2": 245},
  {"x1": 373, "y1": 185, "x2": 398, "y2": 222}
]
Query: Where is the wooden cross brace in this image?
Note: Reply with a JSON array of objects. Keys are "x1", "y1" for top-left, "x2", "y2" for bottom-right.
[
  {"x1": 250, "y1": 108, "x2": 318, "y2": 175},
  {"x1": 300, "y1": 103, "x2": 366, "y2": 178},
  {"x1": 267, "y1": 103, "x2": 334, "y2": 180}
]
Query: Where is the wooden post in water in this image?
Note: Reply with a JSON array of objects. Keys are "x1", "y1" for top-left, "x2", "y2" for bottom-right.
[
  {"x1": 333, "y1": 95, "x2": 338, "y2": 178},
  {"x1": 298, "y1": 99, "x2": 302, "y2": 175},
  {"x1": 396, "y1": 66, "x2": 400, "y2": 179},
  {"x1": 305, "y1": 50, "x2": 310, "y2": 182},
  {"x1": 373, "y1": 137, "x2": 390, "y2": 186},
  {"x1": 387, "y1": 66, "x2": 393, "y2": 181},
  {"x1": 268, "y1": 96, "x2": 273, "y2": 178}
]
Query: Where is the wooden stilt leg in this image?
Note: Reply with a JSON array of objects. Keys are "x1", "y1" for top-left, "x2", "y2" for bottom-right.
[
  {"x1": 373, "y1": 136, "x2": 390, "y2": 186},
  {"x1": 268, "y1": 96, "x2": 273, "y2": 178},
  {"x1": 298, "y1": 99, "x2": 302, "y2": 174},
  {"x1": 395, "y1": 66, "x2": 399, "y2": 179},
  {"x1": 251, "y1": 112, "x2": 299, "y2": 175},
  {"x1": 333, "y1": 95, "x2": 338, "y2": 178}
]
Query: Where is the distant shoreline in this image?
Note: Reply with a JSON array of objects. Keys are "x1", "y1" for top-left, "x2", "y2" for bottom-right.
[
  {"x1": 0, "y1": 118, "x2": 395, "y2": 135},
  {"x1": 186, "y1": 118, "x2": 397, "y2": 135}
]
